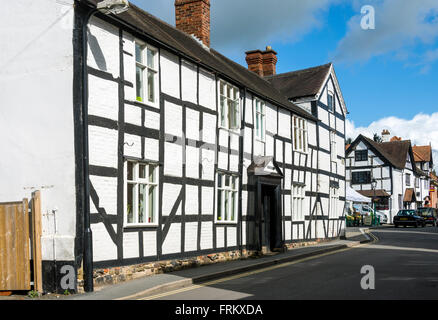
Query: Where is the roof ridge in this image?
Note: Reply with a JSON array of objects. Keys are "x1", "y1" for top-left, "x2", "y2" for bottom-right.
[{"x1": 266, "y1": 63, "x2": 332, "y2": 80}]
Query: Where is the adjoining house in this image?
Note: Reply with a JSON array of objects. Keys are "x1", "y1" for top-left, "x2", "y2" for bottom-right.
[
  {"x1": 429, "y1": 172, "x2": 438, "y2": 209},
  {"x1": 346, "y1": 130, "x2": 433, "y2": 222},
  {"x1": 0, "y1": 0, "x2": 348, "y2": 292}
]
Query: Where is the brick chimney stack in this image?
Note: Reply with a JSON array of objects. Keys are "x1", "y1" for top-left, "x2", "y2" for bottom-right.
[
  {"x1": 382, "y1": 129, "x2": 391, "y2": 142},
  {"x1": 262, "y1": 46, "x2": 278, "y2": 77},
  {"x1": 175, "y1": 0, "x2": 211, "y2": 47},
  {"x1": 245, "y1": 46, "x2": 278, "y2": 77},
  {"x1": 245, "y1": 49, "x2": 264, "y2": 77}
]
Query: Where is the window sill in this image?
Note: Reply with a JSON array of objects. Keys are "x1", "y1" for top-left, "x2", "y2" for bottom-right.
[
  {"x1": 293, "y1": 149, "x2": 309, "y2": 155},
  {"x1": 124, "y1": 223, "x2": 159, "y2": 229},
  {"x1": 128, "y1": 98, "x2": 159, "y2": 110},
  {"x1": 214, "y1": 220, "x2": 238, "y2": 225},
  {"x1": 219, "y1": 126, "x2": 241, "y2": 135}
]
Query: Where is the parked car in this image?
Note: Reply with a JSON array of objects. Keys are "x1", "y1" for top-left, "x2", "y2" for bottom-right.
[
  {"x1": 416, "y1": 207, "x2": 438, "y2": 227},
  {"x1": 375, "y1": 211, "x2": 388, "y2": 224},
  {"x1": 394, "y1": 210, "x2": 426, "y2": 228}
]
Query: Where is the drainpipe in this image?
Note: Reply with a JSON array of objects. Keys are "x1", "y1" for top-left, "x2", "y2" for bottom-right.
[
  {"x1": 81, "y1": 6, "x2": 99, "y2": 293},
  {"x1": 238, "y1": 88, "x2": 247, "y2": 258}
]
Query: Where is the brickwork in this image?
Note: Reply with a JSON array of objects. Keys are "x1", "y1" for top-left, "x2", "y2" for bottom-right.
[{"x1": 175, "y1": 0, "x2": 211, "y2": 47}]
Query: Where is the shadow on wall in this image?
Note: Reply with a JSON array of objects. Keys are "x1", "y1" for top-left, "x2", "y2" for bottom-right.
[{"x1": 88, "y1": 30, "x2": 107, "y2": 71}]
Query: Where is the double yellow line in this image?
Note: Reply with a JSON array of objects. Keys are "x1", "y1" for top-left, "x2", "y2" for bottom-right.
[{"x1": 138, "y1": 233, "x2": 378, "y2": 300}]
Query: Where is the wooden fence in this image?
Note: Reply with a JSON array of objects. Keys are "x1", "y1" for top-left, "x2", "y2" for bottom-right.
[{"x1": 0, "y1": 191, "x2": 42, "y2": 292}]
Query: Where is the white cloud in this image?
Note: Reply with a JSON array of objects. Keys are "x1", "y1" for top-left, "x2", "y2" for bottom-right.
[
  {"x1": 346, "y1": 113, "x2": 438, "y2": 168},
  {"x1": 333, "y1": 0, "x2": 438, "y2": 65}
]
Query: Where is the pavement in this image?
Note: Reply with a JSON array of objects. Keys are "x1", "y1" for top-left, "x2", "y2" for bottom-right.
[{"x1": 61, "y1": 227, "x2": 372, "y2": 300}]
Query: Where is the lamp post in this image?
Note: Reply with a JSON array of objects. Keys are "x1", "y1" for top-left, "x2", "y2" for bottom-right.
[
  {"x1": 81, "y1": 0, "x2": 129, "y2": 293},
  {"x1": 371, "y1": 179, "x2": 377, "y2": 226}
]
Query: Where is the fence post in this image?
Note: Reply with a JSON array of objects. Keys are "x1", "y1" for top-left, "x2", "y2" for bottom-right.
[{"x1": 31, "y1": 191, "x2": 43, "y2": 293}]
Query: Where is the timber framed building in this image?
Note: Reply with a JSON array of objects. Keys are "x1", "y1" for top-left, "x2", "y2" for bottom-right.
[{"x1": 0, "y1": 0, "x2": 348, "y2": 292}]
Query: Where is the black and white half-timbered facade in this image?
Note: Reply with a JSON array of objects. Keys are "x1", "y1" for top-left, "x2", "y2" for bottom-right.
[
  {"x1": 0, "y1": 0, "x2": 348, "y2": 292},
  {"x1": 346, "y1": 133, "x2": 431, "y2": 222}
]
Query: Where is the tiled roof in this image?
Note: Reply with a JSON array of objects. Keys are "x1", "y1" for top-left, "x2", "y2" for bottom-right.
[
  {"x1": 403, "y1": 188, "x2": 416, "y2": 202},
  {"x1": 83, "y1": 0, "x2": 317, "y2": 121},
  {"x1": 413, "y1": 145, "x2": 432, "y2": 162},
  {"x1": 357, "y1": 189, "x2": 391, "y2": 198},
  {"x1": 362, "y1": 136, "x2": 412, "y2": 170},
  {"x1": 265, "y1": 63, "x2": 332, "y2": 100}
]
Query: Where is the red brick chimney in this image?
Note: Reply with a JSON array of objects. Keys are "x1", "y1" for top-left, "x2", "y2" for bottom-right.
[
  {"x1": 245, "y1": 49, "x2": 264, "y2": 77},
  {"x1": 175, "y1": 0, "x2": 211, "y2": 47},
  {"x1": 245, "y1": 46, "x2": 278, "y2": 77},
  {"x1": 262, "y1": 46, "x2": 278, "y2": 77}
]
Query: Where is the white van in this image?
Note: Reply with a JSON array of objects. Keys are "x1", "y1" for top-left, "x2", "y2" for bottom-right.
[{"x1": 353, "y1": 204, "x2": 388, "y2": 224}]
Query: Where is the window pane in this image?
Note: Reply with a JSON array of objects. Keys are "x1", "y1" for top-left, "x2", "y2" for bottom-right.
[
  {"x1": 256, "y1": 113, "x2": 260, "y2": 133},
  {"x1": 294, "y1": 128, "x2": 298, "y2": 149},
  {"x1": 227, "y1": 100, "x2": 233, "y2": 128},
  {"x1": 149, "y1": 165, "x2": 156, "y2": 183},
  {"x1": 299, "y1": 129, "x2": 302, "y2": 150},
  {"x1": 127, "y1": 162, "x2": 134, "y2": 181},
  {"x1": 232, "y1": 176, "x2": 236, "y2": 189},
  {"x1": 139, "y1": 164, "x2": 146, "y2": 179},
  {"x1": 135, "y1": 43, "x2": 143, "y2": 63},
  {"x1": 218, "y1": 173, "x2": 222, "y2": 188},
  {"x1": 233, "y1": 101, "x2": 239, "y2": 128},
  {"x1": 220, "y1": 82, "x2": 224, "y2": 95},
  {"x1": 136, "y1": 66, "x2": 144, "y2": 102},
  {"x1": 127, "y1": 183, "x2": 135, "y2": 224},
  {"x1": 147, "y1": 48, "x2": 155, "y2": 69},
  {"x1": 225, "y1": 175, "x2": 230, "y2": 187},
  {"x1": 148, "y1": 186, "x2": 156, "y2": 223},
  {"x1": 233, "y1": 88, "x2": 238, "y2": 100},
  {"x1": 227, "y1": 85, "x2": 231, "y2": 99},
  {"x1": 231, "y1": 191, "x2": 236, "y2": 221},
  {"x1": 147, "y1": 70, "x2": 155, "y2": 103},
  {"x1": 138, "y1": 184, "x2": 147, "y2": 224},
  {"x1": 220, "y1": 97, "x2": 226, "y2": 127},
  {"x1": 217, "y1": 190, "x2": 222, "y2": 221},
  {"x1": 261, "y1": 115, "x2": 264, "y2": 140},
  {"x1": 224, "y1": 191, "x2": 229, "y2": 221}
]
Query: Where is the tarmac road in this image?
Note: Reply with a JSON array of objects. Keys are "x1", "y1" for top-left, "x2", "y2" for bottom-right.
[{"x1": 145, "y1": 226, "x2": 438, "y2": 300}]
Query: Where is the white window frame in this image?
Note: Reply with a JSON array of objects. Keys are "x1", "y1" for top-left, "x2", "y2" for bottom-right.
[
  {"x1": 329, "y1": 187, "x2": 339, "y2": 218},
  {"x1": 292, "y1": 184, "x2": 305, "y2": 221},
  {"x1": 255, "y1": 98, "x2": 266, "y2": 142},
  {"x1": 124, "y1": 161, "x2": 159, "y2": 227},
  {"x1": 215, "y1": 172, "x2": 239, "y2": 224},
  {"x1": 219, "y1": 80, "x2": 240, "y2": 131},
  {"x1": 330, "y1": 131, "x2": 337, "y2": 162},
  {"x1": 293, "y1": 116, "x2": 308, "y2": 153},
  {"x1": 135, "y1": 40, "x2": 159, "y2": 106}
]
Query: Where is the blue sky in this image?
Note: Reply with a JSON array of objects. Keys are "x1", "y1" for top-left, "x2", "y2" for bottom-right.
[{"x1": 130, "y1": 0, "x2": 438, "y2": 160}]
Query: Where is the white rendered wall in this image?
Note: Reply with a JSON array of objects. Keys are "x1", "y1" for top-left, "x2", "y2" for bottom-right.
[{"x1": 0, "y1": 0, "x2": 76, "y2": 261}]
